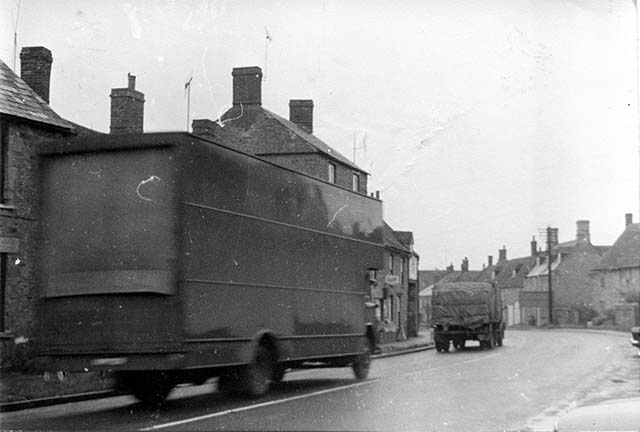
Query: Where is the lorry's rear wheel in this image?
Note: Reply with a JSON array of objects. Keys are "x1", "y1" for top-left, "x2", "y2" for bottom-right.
[
  {"x1": 240, "y1": 345, "x2": 274, "y2": 397},
  {"x1": 118, "y1": 372, "x2": 175, "y2": 406},
  {"x1": 352, "y1": 347, "x2": 371, "y2": 380}
]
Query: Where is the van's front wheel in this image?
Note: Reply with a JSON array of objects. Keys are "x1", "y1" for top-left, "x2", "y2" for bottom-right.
[{"x1": 352, "y1": 347, "x2": 371, "y2": 380}]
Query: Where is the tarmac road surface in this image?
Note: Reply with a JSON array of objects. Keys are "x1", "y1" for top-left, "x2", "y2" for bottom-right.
[{"x1": 1, "y1": 329, "x2": 637, "y2": 431}]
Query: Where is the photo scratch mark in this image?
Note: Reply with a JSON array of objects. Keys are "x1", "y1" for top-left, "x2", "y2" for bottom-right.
[
  {"x1": 216, "y1": 103, "x2": 243, "y2": 127},
  {"x1": 136, "y1": 175, "x2": 161, "y2": 201},
  {"x1": 327, "y1": 204, "x2": 348, "y2": 227}
]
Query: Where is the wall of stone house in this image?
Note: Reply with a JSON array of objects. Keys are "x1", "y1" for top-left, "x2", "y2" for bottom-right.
[
  {"x1": 501, "y1": 287, "x2": 521, "y2": 326},
  {"x1": 592, "y1": 268, "x2": 640, "y2": 312},
  {"x1": 614, "y1": 303, "x2": 639, "y2": 330},
  {"x1": 195, "y1": 117, "x2": 368, "y2": 195},
  {"x1": 257, "y1": 152, "x2": 368, "y2": 195},
  {"x1": 552, "y1": 247, "x2": 603, "y2": 323},
  {"x1": 374, "y1": 249, "x2": 410, "y2": 342},
  {"x1": 1, "y1": 119, "x2": 70, "y2": 366}
]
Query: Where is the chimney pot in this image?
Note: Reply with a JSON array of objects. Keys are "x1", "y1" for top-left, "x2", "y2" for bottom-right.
[
  {"x1": 498, "y1": 246, "x2": 507, "y2": 262},
  {"x1": 20, "y1": 46, "x2": 53, "y2": 103},
  {"x1": 461, "y1": 257, "x2": 469, "y2": 272},
  {"x1": 232, "y1": 66, "x2": 262, "y2": 106},
  {"x1": 289, "y1": 99, "x2": 314, "y2": 134},
  {"x1": 110, "y1": 74, "x2": 145, "y2": 134},
  {"x1": 375, "y1": 190, "x2": 380, "y2": 200},
  {"x1": 488, "y1": 255, "x2": 493, "y2": 266},
  {"x1": 531, "y1": 235, "x2": 537, "y2": 257},
  {"x1": 625, "y1": 213, "x2": 633, "y2": 227}
]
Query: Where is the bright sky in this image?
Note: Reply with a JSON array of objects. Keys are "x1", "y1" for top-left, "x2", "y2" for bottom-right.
[{"x1": 1, "y1": 0, "x2": 638, "y2": 270}]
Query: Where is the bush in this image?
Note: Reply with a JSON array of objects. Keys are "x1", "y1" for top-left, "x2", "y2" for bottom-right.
[{"x1": 574, "y1": 304, "x2": 598, "y2": 325}]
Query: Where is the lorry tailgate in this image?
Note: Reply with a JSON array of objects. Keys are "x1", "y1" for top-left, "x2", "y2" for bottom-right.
[{"x1": 38, "y1": 147, "x2": 181, "y2": 354}]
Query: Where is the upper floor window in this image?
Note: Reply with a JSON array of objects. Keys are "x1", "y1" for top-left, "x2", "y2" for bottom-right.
[
  {"x1": 352, "y1": 173, "x2": 359, "y2": 192},
  {"x1": 328, "y1": 163, "x2": 336, "y2": 184},
  {"x1": 0, "y1": 123, "x2": 8, "y2": 205},
  {"x1": 389, "y1": 255, "x2": 394, "y2": 274}
]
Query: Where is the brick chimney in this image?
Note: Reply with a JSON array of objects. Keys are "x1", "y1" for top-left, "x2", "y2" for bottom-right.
[
  {"x1": 625, "y1": 213, "x2": 633, "y2": 228},
  {"x1": 191, "y1": 118, "x2": 217, "y2": 140},
  {"x1": 576, "y1": 220, "x2": 590, "y2": 242},
  {"x1": 20, "y1": 46, "x2": 52, "y2": 103},
  {"x1": 498, "y1": 246, "x2": 507, "y2": 262},
  {"x1": 110, "y1": 73, "x2": 144, "y2": 134},
  {"x1": 548, "y1": 228, "x2": 559, "y2": 250},
  {"x1": 460, "y1": 257, "x2": 469, "y2": 272},
  {"x1": 488, "y1": 255, "x2": 493, "y2": 267},
  {"x1": 289, "y1": 99, "x2": 314, "y2": 134},
  {"x1": 232, "y1": 66, "x2": 262, "y2": 106},
  {"x1": 531, "y1": 236, "x2": 537, "y2": 257}
]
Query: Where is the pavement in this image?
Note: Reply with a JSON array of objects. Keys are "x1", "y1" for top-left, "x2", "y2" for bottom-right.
[{"x1": 0, "y1": 331, "x2": 434, "y2": 412}]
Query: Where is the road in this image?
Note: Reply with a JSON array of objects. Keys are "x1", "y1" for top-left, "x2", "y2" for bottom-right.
[{"x1": 2, "y1": 329, "x2": 638, "y2": 431}]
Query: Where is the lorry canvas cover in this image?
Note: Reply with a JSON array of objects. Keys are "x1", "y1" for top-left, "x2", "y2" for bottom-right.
[{"x1": 431, "y1": 282, "x2": 501, "y2": 328}]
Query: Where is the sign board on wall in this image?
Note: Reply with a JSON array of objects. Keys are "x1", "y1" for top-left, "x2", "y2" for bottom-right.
[{"x1": 384, "y1": 274, "x2": 400, "y2": 286}]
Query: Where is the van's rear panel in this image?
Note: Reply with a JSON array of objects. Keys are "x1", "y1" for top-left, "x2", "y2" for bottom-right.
[{"x1": 38, "y1": 147, "x2": 182, "y2": 361}]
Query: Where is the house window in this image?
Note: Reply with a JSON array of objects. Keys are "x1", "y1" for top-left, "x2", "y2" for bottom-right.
[
  {"x1": 400, "y1": 258, "x2": 404, "y2": 280},
  {"x1": 328, "y1": 163, "x2": 336, "y2": 183},
  {"x1": 389, "y1": 255, "x2": 394, "y2": 274},
  {"x1": 0, "y1": 253, "x2": 6, "y2": 333},
  {"x1": 352, "y1": 173, "x2": 359, "y2": 192},
  {"x1": 0, "y1": 123, "x2": 8, "y2": 205}
]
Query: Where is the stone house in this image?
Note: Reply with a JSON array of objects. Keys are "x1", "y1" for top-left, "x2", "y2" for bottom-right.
[
  {"x1": 192, "y1": 66, "x2": 369, "y2": 195},
  {"x1": 0, "y1": 48, "x2": 77, "y2": 363},
  {"x1": 476, "y1": 243, "x2": 539, "y2": 327},
  {"x1": 372, "y1": 222, "x2": 414, "y2": 343},
  {"x1": 591, "y1": 214, "x2": 640, "y2": 329},
  {"x1": 523, "y1": 220, "x2": 608, "y2": 325},
  {"x1": 191, "y1": 66, "x2": 425, "y2": 339},
  {"x1": 391, "y1": 230, "x2": 420, "y2": 338}
]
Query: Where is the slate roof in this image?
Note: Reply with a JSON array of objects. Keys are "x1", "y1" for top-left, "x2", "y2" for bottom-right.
[
  {"x1": 219, "y1": 104, "x2": 366, "y2": 173},
  {"x1": 394, "y1": 231, "x2": 414, "y2": 249},
  {"x1": 492, "y1": 256, "x2": 537, "y2": 289},
  {"x1": 382, "y1": 221, "x2": 412, "y2": 253},
  {"x1": 418, "y1": 269, "x2": 452, "y2": 292},
  {"x1": 0, "y1": 58, "x2": 73, "y2": 131},
  {"x1": 593, "y1": 223, "x2": 640, "y2": 270}
]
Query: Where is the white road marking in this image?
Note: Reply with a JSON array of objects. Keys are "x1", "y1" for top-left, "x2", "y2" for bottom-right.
[{"x1": 139, "y1": 379, "x2": 380, "y2": 430}]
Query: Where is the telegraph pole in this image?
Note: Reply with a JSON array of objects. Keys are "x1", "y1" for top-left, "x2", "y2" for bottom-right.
[{"x1": 546, "y1": 226, "x2": 558, "y2": 325}]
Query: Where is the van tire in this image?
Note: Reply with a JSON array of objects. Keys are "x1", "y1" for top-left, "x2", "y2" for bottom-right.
[
  {"x1": 240, "y1": 345, "x2": 274, "y2": 397},
  {"x1": 352, "y1": 347, "x2": 371, "y2": 380}
]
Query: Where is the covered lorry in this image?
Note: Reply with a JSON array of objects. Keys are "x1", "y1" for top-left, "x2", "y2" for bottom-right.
[
  {"x1": 35, "y1": 132, "x2": 384, "y2": 403},
  {"x1": 431, "y1": 282, "x2": 504, "y2": 352}
]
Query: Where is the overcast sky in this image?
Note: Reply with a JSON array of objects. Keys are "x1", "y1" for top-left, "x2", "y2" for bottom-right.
[{"x1": 1, "y1": 0, "x2": 638, "y2": 270}]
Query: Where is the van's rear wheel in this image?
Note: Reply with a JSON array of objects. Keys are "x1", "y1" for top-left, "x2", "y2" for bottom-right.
[{"x1": 240, "y1": 345, "x2": 274, "y2": 397}]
